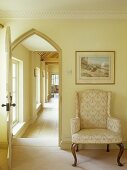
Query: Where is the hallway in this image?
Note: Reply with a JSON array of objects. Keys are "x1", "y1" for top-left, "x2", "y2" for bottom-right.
[{"x1": 22, "y1": 95, "x2": 59, "y2": 146}]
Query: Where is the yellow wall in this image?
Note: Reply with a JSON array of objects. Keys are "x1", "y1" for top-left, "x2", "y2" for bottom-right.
[
  {"x1": 0, "y1": 19, "x2": 127, "y2": 147},
  {"x1": 41, "y1": 61, "x2": 46, "y2": 104},
  {"x1": 12, "y1": 46, "x2": 41, "y2": 124},
  {"x1": 12, "y1": 44, "x2": 31, "y2": 122},
  {"x1": 30, "y1": 52, "x2": 41, "y2": 119},
  {"x1": 48, "y1": 64, "x2": 59, "y2": 74},
  {"x1": 12, "y1": 47, "x2": 42, "y2": 138},
  {"x1": 48, "y1": 64, "x2": 59, "y2": 97}
]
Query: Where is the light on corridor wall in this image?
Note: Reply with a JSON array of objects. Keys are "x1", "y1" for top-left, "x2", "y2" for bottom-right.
[
  {"x1": 66, "y1": 69, "x2": 72, "y2": 75},
  {"x1": 34, "y1": 68, "x2": 37, "y2": 77}
]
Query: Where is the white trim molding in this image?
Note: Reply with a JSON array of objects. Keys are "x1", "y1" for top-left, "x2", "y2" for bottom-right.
[{"x1": 1, "y1": 10, "x2": 127, "y2": 19}]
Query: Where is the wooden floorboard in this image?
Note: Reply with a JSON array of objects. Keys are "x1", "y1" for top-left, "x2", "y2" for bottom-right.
[{"x1": 22, "y1": 94, "x2": 59, "y2": 146}]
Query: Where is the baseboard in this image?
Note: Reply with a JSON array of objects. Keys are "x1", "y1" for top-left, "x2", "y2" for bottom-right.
[
  {"x1": 37, "y1": 106, "x2": 43, "y2": 116},
  {"x1": 60, "y1": 140, "x2": 127, "y2": 150},
  {"x1": 29, "y1": 104, "x2": 42, "y2": 124},
  {"x1": 13, "y1": 122, "x2": 29, "y2": 138},
  {"x1": 60, "y1": 140, "x2": 110, "y2": 150},
  {"x1": 15, "y1": 107, "x2": 43, "y2": 138},
  {"x1": 123, "y1": 141, "x2": 127, "y2": 149},
  {"x1": 0, "y1": 142, "x2": 8, "y2": 149},
  {"x1": 60, "y1": 140, "x2": 71, "y2": 150},
  {"x1": 35, "y1": 103, "x2": 42, "y2": 115},
  {"x1": 29, "y1": 114, "x2": 37, "y2": 124}
]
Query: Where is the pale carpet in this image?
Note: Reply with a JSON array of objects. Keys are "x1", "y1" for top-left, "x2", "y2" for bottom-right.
[
  {"x1": 12, "y1": 146, "x2": 127, "y2": 170},
  {"x1": 13, "y1": 137, "x2": 58, "y2": 147},
  {"x1": 0, "y1": 149, "x2": 8, "y2": 170}
]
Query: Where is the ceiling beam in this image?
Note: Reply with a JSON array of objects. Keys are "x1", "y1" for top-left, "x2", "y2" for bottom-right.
[
  {"x1": 0, "y1": 24, "x2": 4, "y2": 28},
  {"x1": 45, "y1": 62, "x2": 59, "y2": 65}
]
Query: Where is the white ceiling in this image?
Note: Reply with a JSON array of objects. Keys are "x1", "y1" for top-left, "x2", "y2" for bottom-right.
[
  {"x1": 2, "y1": 1, "x2": 127, "y2": 51},
  {"x1": 21, "y1": 35, "x2": 56, "y2": 51},
  {"x1": 0, "y1": 0, "x2": 127, "y2": 11},
  {"x1": 0, "y1": 0, "x2": 127, "y2": 19}
]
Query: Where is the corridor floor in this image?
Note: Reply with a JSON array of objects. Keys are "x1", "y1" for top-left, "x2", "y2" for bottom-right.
[{"x1": 22, "y1": 94, "x2": 59, "y2": 146}]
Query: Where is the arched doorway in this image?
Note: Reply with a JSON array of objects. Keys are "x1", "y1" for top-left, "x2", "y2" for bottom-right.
[{"x1": 11, "y1": 28, "x2": 62, "y2": 146}]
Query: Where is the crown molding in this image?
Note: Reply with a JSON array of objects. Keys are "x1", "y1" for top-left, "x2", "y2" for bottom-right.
[{"x1": 1, "y1": 10, "x2": 127, "y2": 19}]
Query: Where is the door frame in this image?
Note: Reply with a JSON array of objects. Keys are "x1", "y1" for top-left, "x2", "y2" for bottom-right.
[{"x1": 11, "y1": 29, "x2": 62, "y2": 146}]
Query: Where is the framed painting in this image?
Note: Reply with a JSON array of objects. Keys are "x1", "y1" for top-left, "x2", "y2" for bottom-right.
[{"x1": 75, "y1": 51, "x2": 115, "y2": 84}]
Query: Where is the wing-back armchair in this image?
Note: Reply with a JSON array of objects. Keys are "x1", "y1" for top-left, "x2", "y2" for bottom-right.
[{"x1": 71, "y1": 89, "x2": 124, "y2": 166}]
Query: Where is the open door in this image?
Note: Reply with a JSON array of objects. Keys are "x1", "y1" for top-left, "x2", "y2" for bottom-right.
[{"x1": 1, "y1": 26, "x2": 16, "y2": 170}]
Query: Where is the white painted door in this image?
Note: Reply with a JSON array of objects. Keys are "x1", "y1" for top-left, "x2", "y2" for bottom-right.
[{"x1": 1, "y1": 26, "x2": 15, "y2": 170}]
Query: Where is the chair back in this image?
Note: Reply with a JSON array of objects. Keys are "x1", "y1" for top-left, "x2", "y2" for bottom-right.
[{"x1": 77, "y1": 89, "x2": 111, "y2": 129}]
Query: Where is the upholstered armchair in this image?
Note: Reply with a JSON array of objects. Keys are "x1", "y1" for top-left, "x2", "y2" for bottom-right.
[{"x1": 71, "y1": 89, "x2": 124, "y2": 166}]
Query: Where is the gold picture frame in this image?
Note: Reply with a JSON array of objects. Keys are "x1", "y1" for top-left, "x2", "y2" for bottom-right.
[{"x1": 75, "y1": 51, "x2": 115, "y2": 84}]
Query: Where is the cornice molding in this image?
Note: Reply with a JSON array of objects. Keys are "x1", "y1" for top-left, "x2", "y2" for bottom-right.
[{"x1": 1, "y1": 10, "x2": 127, "y2": 19}]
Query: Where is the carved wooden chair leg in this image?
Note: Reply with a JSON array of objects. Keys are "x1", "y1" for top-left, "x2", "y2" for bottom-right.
[
  {"x1": 71, "y1": 143, "x2": 78, "y2": 166},
  {"x1": 117, "y1": 143, "x2": 124, "y2": 166},
  {"x1": 107, "y1": 144, "x2": 110, "y2": 152},
  {"x1": 76, "y1": 144, "x2": 79, "y2": 152}
]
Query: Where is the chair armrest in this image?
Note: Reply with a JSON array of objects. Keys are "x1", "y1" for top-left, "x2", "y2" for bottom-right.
[
  {"x1": 70, "y1": 117, "x2": 80, "y2": 134},
  {"x1": 107, "y1": 116, "x2": 121, "y2": 134}
]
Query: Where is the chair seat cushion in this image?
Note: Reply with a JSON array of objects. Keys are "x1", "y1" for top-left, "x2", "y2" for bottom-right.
[{"x1": 72, "y1": 129, "x2": 122, "y2": 144}]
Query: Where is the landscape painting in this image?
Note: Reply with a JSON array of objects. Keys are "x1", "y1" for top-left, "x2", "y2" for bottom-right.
[
  {"x1": 76, "y1": 51, "x2": 115, "y2": 84},
  {"x1": 81, "y1": 56, "x2": 109, "y2": 77}
]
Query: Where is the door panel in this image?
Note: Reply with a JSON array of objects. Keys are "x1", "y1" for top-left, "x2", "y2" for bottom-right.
[{"x1": 5, "y1": 26, "x2": 13, "y2": 170}]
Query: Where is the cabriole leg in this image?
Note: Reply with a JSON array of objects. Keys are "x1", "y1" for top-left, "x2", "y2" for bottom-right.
[
  {"x1": 76, "y1": 144, "x2": 79, "y2": 152},
  {"x1": 71, "y1": 143, "x2": 78, "y2": 166},
  {"x1": 107, "y1": 144, "x2": 110, "y2": 152},
  {"x1": 117, "y1": 143, "x2": 124, "y2": 166}
]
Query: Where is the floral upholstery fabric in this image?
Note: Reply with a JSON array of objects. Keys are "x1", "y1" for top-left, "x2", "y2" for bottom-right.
[
  {"x1": 107, "y1": 117, "x2": 121, "y2": 134},
  {"x1": 72, "y1": 129, "x2": 122, "y2": 144},
  {"x1": 78, "y1": 89, "x2": 110, "y2": 129},
  {"x1": 71, "y1": 117, "x2": 80, "y2": 134},
  {"x1": 71, "y1": 89, "x2": 122, "y2": 144}
]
